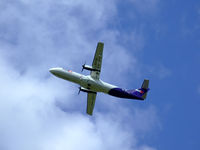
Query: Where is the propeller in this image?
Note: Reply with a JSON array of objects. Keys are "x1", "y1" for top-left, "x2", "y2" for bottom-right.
[
  {"x1": 81, "y1": 61, "x2": 86, "y2": 72},
  {"x1": 78, "y1": 87, "x2": 81, "y2": 95}
]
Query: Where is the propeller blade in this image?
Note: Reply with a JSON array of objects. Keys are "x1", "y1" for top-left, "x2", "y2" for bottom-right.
[
  {"x1": 81, "y1": 66, "x2": 84, "y2": 72},
  {"x1": 78, "y1": 87, "x2": 81, "y2": 95},
  {"x1": 81, "y1": 61, "x2": 86, "y2": 72}
]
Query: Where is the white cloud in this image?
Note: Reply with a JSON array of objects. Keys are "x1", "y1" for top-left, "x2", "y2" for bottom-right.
[
  {"x1": 0, "y1": 0, "x2": 159, "y2": 150},
  {"x1": 137, "y1": 146, "x2": 157, "y2": 150},
  {"x1": 0, "y1": 57, "x2": 159, "y2": 149}
]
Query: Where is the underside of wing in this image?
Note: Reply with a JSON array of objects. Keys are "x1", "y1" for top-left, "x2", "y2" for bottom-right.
[
  {"x1": 90, "y1": 42, "x2": 104, "y2": 80},
  {"x1": 87, "y1": 92, "x2": 97, "y2": 115}
]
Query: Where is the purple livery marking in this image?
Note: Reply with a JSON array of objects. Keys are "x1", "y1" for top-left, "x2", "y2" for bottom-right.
[{"x1": 108, "y1": 88, "x2": 149, "y2": 100}]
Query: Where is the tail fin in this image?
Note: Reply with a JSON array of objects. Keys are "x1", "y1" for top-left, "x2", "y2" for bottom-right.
[
  {"x1": 141, "y1": 79, "x2": 149, "y2": 99},
  {"x1": 127, "y1": 79, "x2": 150, "y2": 100}
]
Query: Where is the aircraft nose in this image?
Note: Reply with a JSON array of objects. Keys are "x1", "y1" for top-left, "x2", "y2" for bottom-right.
[
  {"x1": 49, "y1": 67, "x2": 63, "y2": 75},
  {"x1": 49, "y1": 68, "x2": 57, "y2": 74}
]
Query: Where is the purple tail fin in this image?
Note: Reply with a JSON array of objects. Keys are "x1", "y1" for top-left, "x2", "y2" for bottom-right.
[{"x1": 128, "y1": 79, "x2": 150, "y2": 100}]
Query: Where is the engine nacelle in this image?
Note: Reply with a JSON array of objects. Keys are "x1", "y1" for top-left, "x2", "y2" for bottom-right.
[
  {"x1": 79, "y1": 87, "x2": 96, "y2": 94},
  {"x1": 82, "y1": 64, "x2": 100, "y2": 72}
]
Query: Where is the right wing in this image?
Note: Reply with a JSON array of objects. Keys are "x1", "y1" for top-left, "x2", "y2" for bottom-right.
[
  {"x1": 90, "y1": 42, "x2": 104, "y2": 80},
  {"x1": 86, "y1": 92, "x2": 97, "y2": 115}
]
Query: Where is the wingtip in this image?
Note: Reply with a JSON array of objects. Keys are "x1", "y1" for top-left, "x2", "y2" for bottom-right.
[
  {"x1": 87, "y1": 111, "x2": 93, "y2": 116},
  {"x1": 98, "y1": 42, "x2": 104, "y2": 45}
]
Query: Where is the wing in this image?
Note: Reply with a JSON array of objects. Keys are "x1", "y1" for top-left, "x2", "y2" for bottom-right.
[
  {"x1": 86, "y1": 92, "x2": 97, "y2": 115},
  {"x1": 90, "y1": 42, "x2": 104, "y2": 80}
]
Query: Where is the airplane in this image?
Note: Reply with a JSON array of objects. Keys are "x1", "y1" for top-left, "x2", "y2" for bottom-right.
[{"x1": 49, "y1": 42, "x2": 149, "y2": 115}]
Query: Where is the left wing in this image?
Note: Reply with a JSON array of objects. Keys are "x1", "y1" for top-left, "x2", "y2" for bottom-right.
[
  {"x1": 90, "y1": 42, "x2": 104, "y2": 80},
  {"x1": 86, "y1": 92, "x2": 97, "y2": 115}
]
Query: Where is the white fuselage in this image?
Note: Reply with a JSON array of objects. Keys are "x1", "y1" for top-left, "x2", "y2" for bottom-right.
[{"x1": 49, "y1": 68, "x2": 117, "y2": 94}]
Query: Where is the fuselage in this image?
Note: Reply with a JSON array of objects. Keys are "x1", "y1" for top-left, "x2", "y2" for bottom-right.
[
  {"x1": 49, "y1": 67, "x2": 145, "y2": 100},
  {"x1": 49, "y1": 67, "x2": 117, "y2": 94}
]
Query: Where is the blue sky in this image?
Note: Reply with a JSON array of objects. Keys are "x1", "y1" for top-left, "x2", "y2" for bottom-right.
[{"x1": 0, "y1": 0, "x2": 200, "y2": 150}]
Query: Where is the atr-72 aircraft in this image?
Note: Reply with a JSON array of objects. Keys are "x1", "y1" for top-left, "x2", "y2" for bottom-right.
[{"x1": 49, "y1": 42, "x2": 149, "y2": 115}]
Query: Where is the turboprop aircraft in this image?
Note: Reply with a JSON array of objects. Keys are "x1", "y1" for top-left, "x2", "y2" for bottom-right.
[{"x1": 49, "y1": 42, "x2": 149, "y2": 115}]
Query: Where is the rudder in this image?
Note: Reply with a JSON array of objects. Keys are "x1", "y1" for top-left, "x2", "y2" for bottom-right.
[
  {"x1": 141, "y1": 79, "x2": 149, "y2": 99},
  {"x1": 141, "y1": 79, "x2": 149, "y2": 89}
]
